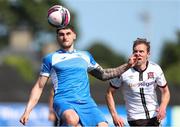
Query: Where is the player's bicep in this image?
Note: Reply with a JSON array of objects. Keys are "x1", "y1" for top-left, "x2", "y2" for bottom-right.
[
  {"x1": 37, "y1": 76, "x2": 49, "y2": 88},
  {"x1": 158, "y1": 84, "x2": 169, "y2": 94},
  {"x1": 89, "y1": 65, "x2": 105, "y2": 80}
]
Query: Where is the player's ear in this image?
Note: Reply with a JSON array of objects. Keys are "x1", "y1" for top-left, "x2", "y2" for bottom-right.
[
  {"x1": 147, "y1": 52, "x2": 150, "y2": 59},
  {"x1": 73, "y1": 33, "x2": 77, "y2": 40}
]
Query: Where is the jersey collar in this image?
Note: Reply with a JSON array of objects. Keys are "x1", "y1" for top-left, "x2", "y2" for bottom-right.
[
  {"x1": 133, "y1": 61, "x2": 149, "y2": 73},
  {"x1": 57, "y1": 49, "x2": 77, "y2": 53}
]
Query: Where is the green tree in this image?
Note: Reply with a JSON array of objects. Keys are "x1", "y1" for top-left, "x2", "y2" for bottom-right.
[
  {"x1": 165, "y1": 63, "x2": 180, "y2": 85},
  {"x1": 160, "y1": 43, "x2": 180, "y2": 70},
  {"x1": 87, "y1": 42, "x2": 126, "y2": 84},
  {"x1": 0, "y1": 0, "x2": 61, "y2": 31},
  {"x1": 0, "y1": 0, "x2": 78, "y2": 48},
  {"x1": 87, "y1": 42, "x2": 126, "y2": 68},
  {"x1": 159, "y1": 30, "x2": 180, "y2": 85},
  {"x1": 0, "y1": 0, "x2": 78, "y2": 83},
  {"x1": 3, "y1": 55, "x2": 35, "y2": 82}
]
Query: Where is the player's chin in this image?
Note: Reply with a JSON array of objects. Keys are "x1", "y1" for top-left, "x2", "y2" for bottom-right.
[
  {"x1": 61, "y1": 44, "x2": 72, "y2": 49},
  {"x1": 136, "y1": 61, "x2": 143, "y2": 65}
]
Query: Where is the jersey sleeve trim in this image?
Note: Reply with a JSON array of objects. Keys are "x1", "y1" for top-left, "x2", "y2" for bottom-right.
[
  {"x1": 40, "y1": 72, "x2": 50, "y2": 77},
  {"x1": 109, "y1": 82, "x2": 119, "y2": 89},
  {"x1": 157, "y1": 83, "x2": 167, "y2": 88}
]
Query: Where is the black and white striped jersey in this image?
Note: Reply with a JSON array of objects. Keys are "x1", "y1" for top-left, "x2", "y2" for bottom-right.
[{"x1": 110, "y1": 61, "x2": 167, "y2": 121}]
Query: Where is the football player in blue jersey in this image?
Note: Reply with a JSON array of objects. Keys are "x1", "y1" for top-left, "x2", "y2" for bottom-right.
[{"x1": 20, "y1": 24, "x2": 137, "y2": 127}]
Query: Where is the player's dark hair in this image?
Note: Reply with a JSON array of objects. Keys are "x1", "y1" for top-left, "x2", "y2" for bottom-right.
[
  {"x1": 56, "y1": 24, "x2": 75, "y2": 34},
  {"x1": 133, "y1": 38, "x2": 150, "y2": 52}
]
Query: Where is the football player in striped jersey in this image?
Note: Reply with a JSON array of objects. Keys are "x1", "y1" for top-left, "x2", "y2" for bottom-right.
[{"x1": 106, "y1": 38, "x2": 170, "y2": 127}]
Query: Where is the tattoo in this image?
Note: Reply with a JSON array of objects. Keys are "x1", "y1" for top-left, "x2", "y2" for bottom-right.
[{"x1": 89, "y1": 63, "x2": 130, "y2": 81}]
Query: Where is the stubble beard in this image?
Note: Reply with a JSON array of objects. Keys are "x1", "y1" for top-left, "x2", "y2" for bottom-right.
[
  {"x1": 60, "y1": 44, "x2": 72, "y2": 50},
  {"x1": 59, "y1": 41, "x2": 73, "y2": 50}
]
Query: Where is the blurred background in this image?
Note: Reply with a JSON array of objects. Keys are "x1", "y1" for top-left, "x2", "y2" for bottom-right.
[{"x1": 0, "y1": 0, "x2": 179, "y2": 126}]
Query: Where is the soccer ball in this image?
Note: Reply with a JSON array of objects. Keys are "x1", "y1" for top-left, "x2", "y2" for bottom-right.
[{"x1": 47, "y1": 5, "x2": 70, "y2": 28}]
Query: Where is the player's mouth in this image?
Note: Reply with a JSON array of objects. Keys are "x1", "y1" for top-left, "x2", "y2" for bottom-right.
[
  {"x1": 137, "y1": 57, "x2": 142, "y2": 61},
  {"x1": 63, "y1": 40, "x2": 69, "y2": 43}
]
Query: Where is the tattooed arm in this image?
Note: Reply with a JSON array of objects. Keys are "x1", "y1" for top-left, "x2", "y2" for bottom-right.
[
  {"x1": 89, "y1": 55, "x2": 137, "y2": 81},
  {"x1": 89, "y1": 63, "x2": 130, "y2": 81}
]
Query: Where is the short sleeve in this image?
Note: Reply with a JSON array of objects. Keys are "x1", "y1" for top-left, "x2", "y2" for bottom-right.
[
  {"x1": 40, "y1": 54, "x2": 52, "y2": 77},
  {"x1": 109, "y1": 77, "x2": 122, "y2": 89},
  {"x1": 85, "y1": 51, "x2": 99, "y2": 71},
  {"x1": 156, "y1": 65, "x2": 167, "y2": 87}
]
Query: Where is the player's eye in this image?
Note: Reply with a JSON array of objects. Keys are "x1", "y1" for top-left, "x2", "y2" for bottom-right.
[
  {"x1": 133, "y1": 50, "x2": 137, "y2": 53},
  {"x1": 66, "y1": 32, "x2": 71, "y2": 36},
  {"x1": 58, "y1": 33, "x2": 64, "y2": 36},
  {"x1": 140, "y1": 50, "x2": 144, "y2": 53}
]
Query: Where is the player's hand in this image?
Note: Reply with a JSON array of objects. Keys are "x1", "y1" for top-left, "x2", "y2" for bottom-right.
[
  {"x1": 156, "y1": 105, "x2": 166, "y2": 121},
  {"x1": 48, "y1": 111, "x2": 57, "y2": 121},
  {"x1": 113, "y1": 115, "x2": 124, "y2": 127},
  {"x1": 128, "y1": 54, "x2": 138, "y2": 67},
  {"x1": 19, "y1": 112, "x2": 30, "y2": 125}
]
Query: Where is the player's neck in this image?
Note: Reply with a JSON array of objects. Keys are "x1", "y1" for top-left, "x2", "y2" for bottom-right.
[
  {"x1": 62, "y1": 45, "x2": 74, "y2": 52},
  {"x1": 135, "y1": 61, "x2": 148, "y2": 72},
  {"x1": 139, "y1": 64, "x2": 147, "y2": 71}
]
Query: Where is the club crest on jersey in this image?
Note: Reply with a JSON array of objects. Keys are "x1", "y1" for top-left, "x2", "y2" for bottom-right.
[{"x1": 147, "y1": 72, "x2": 154, "y2": 79}]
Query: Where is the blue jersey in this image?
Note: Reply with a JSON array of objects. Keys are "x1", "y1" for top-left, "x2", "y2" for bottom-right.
[
  {"x1": 40, "y1": 49, "x2": 99, "y2": 103},
  {"x1": 40, "y1": 49, "x2": 107, "y2": 125}
]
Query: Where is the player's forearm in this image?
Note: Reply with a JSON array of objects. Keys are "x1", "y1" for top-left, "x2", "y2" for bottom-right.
[
  {"x1": 49, "y1": 89, "x2": 54, "y2": 112},
  {"x1": 104, "y1": 63, "x2": 130, "y2": 72},
  {"x1": 160, "y1": 86, "x2": 170, "y2": 108},
  {"x1": 106, "y1": 92, "x2": 118, "y2": 117},
  {"x1": 24, "y1": 76, "x2": 47, "y2": 114},
  {"x1": 89, "y1": 63, "x2": 130, "y2": 81},
  {"x1": 25, "y1": 82, "x2": 44, "y2": 113}
]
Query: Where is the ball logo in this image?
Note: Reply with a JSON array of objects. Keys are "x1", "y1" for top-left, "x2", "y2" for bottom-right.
[{"x1": 47, "y1": 5, "x2": 70, "y2": 28}]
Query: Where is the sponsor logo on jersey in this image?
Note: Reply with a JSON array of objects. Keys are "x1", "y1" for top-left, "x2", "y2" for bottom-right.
[
  {"x1": 129, "y1": 83, "x2": 138, "y2": 87},
  {"x1": 129, "y1": 81, "x2": 156, "y2": 87},
  {"x1": 138, "y1": 81, "x2": 155, "y2": 87}
]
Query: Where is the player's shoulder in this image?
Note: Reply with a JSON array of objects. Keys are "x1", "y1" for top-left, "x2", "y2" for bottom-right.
[
  {"x1": 76, "y1": 50, "x2": 93, "y2": 57},
  {"x1": 43, "y1": 51, "x2": 56, "y2": 59},
  {"x1": 148, "y1": 61, "x2": 162, "y2": 70},
  {"x1": 76, "y1": 50, "x2": 91, "y2": 55},
  {"x1": 122, "y1": 67, "x2": 134, "y2": 76},
  {"x1": 76, "y1": 50, "x2": 96, "y2": 65},
  {"x1": 149, "y1": 61, "x2": 160, "y2": 67}
]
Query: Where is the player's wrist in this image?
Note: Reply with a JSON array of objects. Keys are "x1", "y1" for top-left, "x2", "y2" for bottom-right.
[
  {"x1": 49, "y1": 109, "x2": 54, "y2": 113},
  {"x1": 126, "y1": 63, "x2": 132, "y2": 69}
]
